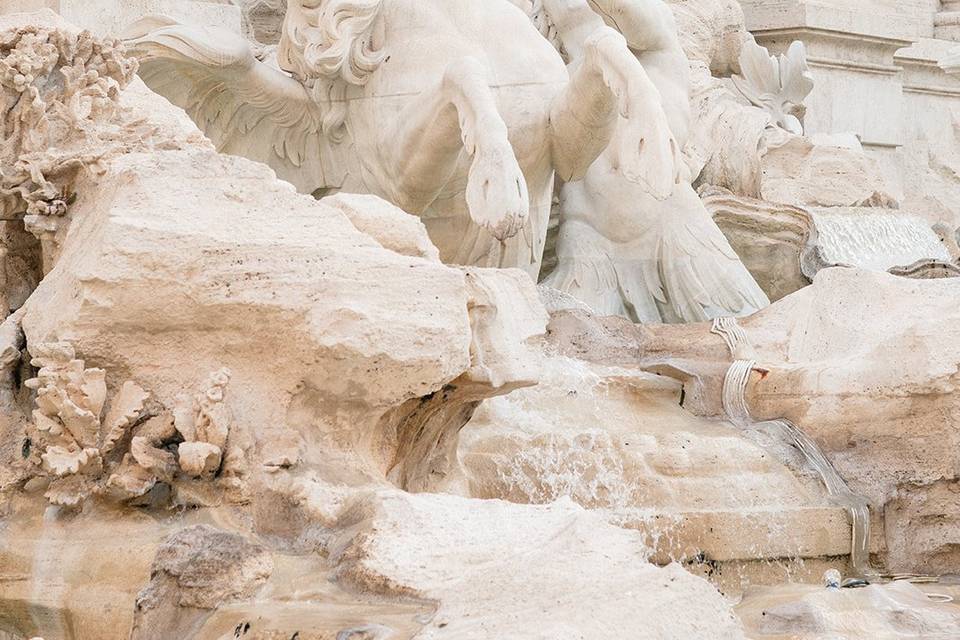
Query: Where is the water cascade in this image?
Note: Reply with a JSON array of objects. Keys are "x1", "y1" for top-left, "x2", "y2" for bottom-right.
[
  {"x1": 811, "y1": 212, "x2": 952, "y2": 272},
  {"x1": 721, "y1": 358, "x2": 873, "y2": 578}
]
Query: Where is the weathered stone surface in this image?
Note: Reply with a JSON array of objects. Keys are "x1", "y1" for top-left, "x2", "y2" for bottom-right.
[
  {"x1": 759, "y1": 135, "x2": 898, "y2": 209},
  {"x1": 130, "y1": 525, "x2": 273, "y2": 640},
  {"x1": 330, "y1": 489, "x2": 747, "y2": 639},
  {"x1": 556, "y1": 267, "x2": 960, "y2": 574},
  {"x1": 737, "y1": 581, "x2": 960, "y2": 639},
  {"x1": 5, "y1": 6, "x2": 960, "y2": 640},
  {"x1": 321, "y1": 193, "x2": 441, "y2": 263},
  {"x1": 455, "y1": 348, "x2": 851, "y2": 583},
  {"x1": 741, "y1": 269, "x2": 960, "y2": 572},
  {"x1": 0, "y1": 0, "x2": 242, "y2": 37},
  {"x1": 704, "y1": 187, "x2": 816, "y2": 302}
]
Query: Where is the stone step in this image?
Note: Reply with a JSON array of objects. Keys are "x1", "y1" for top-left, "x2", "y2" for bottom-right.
[
  {"x1": 621, "y1": 506, "x2": 852, "y2": 565},
  {"x1": 621, "y1": 506, "x2": 859, "y2": 596}
]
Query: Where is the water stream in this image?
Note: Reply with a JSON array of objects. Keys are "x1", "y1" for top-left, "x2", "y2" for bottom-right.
[{"x1": 721, "y1": 357, "x2": 873, "y2": 578}]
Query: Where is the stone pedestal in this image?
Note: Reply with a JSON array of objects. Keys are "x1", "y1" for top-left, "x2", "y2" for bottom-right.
[{"x1": 0, "y1": 0, "x2": 242, "y2": 37}]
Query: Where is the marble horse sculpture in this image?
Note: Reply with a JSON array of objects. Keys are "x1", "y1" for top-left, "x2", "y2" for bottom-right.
[
  {"x1": 123, "y1": 0, "x2": 683, "y2": 279},
  {"x1": 541, "y1": 0, "x2": 770, "y2": 322}
]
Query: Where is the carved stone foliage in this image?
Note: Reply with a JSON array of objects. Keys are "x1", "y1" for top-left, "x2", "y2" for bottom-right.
[
  {"x1": 21, "y1": 342, "x2": 246, "y2": 507},
  {"x1": 732, "y1": 38, "x2": 813, "y2": 136},
  {"x1": 23, "y1": 342, "x2": 149, "y2": 506},
  {"x1": 0, "y1": 23, "x2": 137, "y2": 271},
  {"x1": 173, "y1": 368, "x2": 243, "y2": 480}
]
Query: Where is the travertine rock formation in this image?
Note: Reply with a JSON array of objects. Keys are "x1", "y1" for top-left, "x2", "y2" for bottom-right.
[
  {"x1": 4, "y1": 6, "x2": 960, "y2": 640},
  {"x1": 544, "y1": 267, "x2": 960, "y2": 575},
  {"x1": 454, "y1": 348, "x2": 851, "y2": 590},
  {"x1": 330, "y1": 490, "x2": 746, "y2": 639},
  {"x1": 737, "y1": 581, "x2": 960, "y2": 639},
  {"x1": 130, "y1": 525, "x2": 273, "y2": 640},
  {"x1": 0, "y1": 13, "x2": 755, "y2": 639}
]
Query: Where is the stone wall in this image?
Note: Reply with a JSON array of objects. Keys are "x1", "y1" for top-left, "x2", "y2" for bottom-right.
[{"x1": 739, "y1": 0, "x2": 960, "y2": 229}]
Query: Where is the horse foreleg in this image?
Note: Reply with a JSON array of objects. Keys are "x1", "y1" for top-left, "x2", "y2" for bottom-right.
[
  {"x1": 384, "y1": 57, "x2": 528, "y2": 242},
  {"x1": 548, "y1": 23, "x2": 682, "y2": 198}
]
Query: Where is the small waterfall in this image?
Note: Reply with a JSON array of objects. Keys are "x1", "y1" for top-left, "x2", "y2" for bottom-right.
[
  {"x1": 811, "y1": 212, "x2": 952, "y2": 272},
  {"x1": 721, "y1": 358, "x2": 873, "y2": 578},
  {"x1": 711, "y1": 317, "x2": 752, "y2": 359},
  {"x1": 760, "y1": 419, "x2": 871, "y2": 576},
  {"x1": 721, "y1": 358, "x2": 756, "y2": 425}
]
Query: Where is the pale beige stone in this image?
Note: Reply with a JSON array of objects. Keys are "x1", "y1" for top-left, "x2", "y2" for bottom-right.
[
  {"x1": 553, "y1": 267, "x2": 960, "y2": 574},
  {"x1": 130, "y1": 524, "x2": 273, "y2": 640},
  {"x1": 176, "y1": 442, "x2": 222, "y2": 479},
  {"x1": 4, "y1": 7, "x2": 960, "y2": 640},
  {"x1": 321, "y1": 193, "x2": 441, "y2": 262},
  {"x1": 454, "y1": 349, "x2": 851, "y2": 580},
  {"x1": 737, "y1": 581, "x2": 960, "y2": 639},
  {"x1": 0, "y1": 0, "x2": 242, "y2": 38},
  {"x1": 330, "y1": 489, "x2": 747, "y2": 639}
]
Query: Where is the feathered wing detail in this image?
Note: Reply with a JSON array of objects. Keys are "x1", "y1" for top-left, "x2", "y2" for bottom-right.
[
  {"x1": 123, "y1": 17, "x2": 341, "y2": 193},
  {"x1": 645, "y1": 200, "x2": 770, "y2": 323}
]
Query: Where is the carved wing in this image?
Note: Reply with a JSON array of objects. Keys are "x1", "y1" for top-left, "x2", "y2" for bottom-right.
[
  {"x1": 649, "y1": 202, "x2": 770, "y2": 323},
  {"x1": 123, "y1": 16, "x2": 339, "y2": 193}
]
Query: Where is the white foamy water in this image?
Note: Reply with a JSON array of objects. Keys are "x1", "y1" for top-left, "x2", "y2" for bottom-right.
[{"x1": 812, "y1": 212, "x2": 951, "y2": 271}]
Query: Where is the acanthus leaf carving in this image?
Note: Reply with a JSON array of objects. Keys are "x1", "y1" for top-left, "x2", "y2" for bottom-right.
[{"x1": 732, "y1": 38, "x2": 813, "y2": 135}]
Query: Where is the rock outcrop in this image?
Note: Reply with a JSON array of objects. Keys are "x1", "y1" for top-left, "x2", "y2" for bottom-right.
[
  {"x1": 0, "y1": 12, "x2": 754, "y2": 639},
  {"x1": 130, "y1": 525, "x2": 273, "y2": 640},
  {"x1": 543, "y1": 267, "x2": 960, "y2": 575},
  {"x1": 330, "y1": 489, "x2": 746, "y2": 639}
]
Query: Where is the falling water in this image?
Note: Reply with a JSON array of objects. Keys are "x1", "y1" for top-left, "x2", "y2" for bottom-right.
[
  {"x1": 722, "y1": 359, "x2": 873, "y2": 578},
  {"x1": 710, "y1": 317, "x2": 752, "y2": 359},
  {"x1": 761, "y1": 418, "x2": 871, "y2": 577},
  {"x1": 811, "y1": 212, "x2": 952, "y2": 272}
]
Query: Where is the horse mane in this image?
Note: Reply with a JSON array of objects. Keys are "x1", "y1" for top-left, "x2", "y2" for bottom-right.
[{"x1": 278, "y1": 0, "x2": 385, "y2": 141}]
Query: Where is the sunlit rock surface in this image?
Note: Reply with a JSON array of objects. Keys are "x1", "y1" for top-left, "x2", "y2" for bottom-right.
[
  {"x1": 0, "y1": 11, "x2": 749, "y2": 639},
  {"x1": 3, "y1": 5, "x2": 960, "y2": 640}
]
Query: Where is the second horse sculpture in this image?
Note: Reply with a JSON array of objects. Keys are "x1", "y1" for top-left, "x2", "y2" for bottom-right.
[{"x1": 124, "y1": 0, "x2": 682, "y2": 279}]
